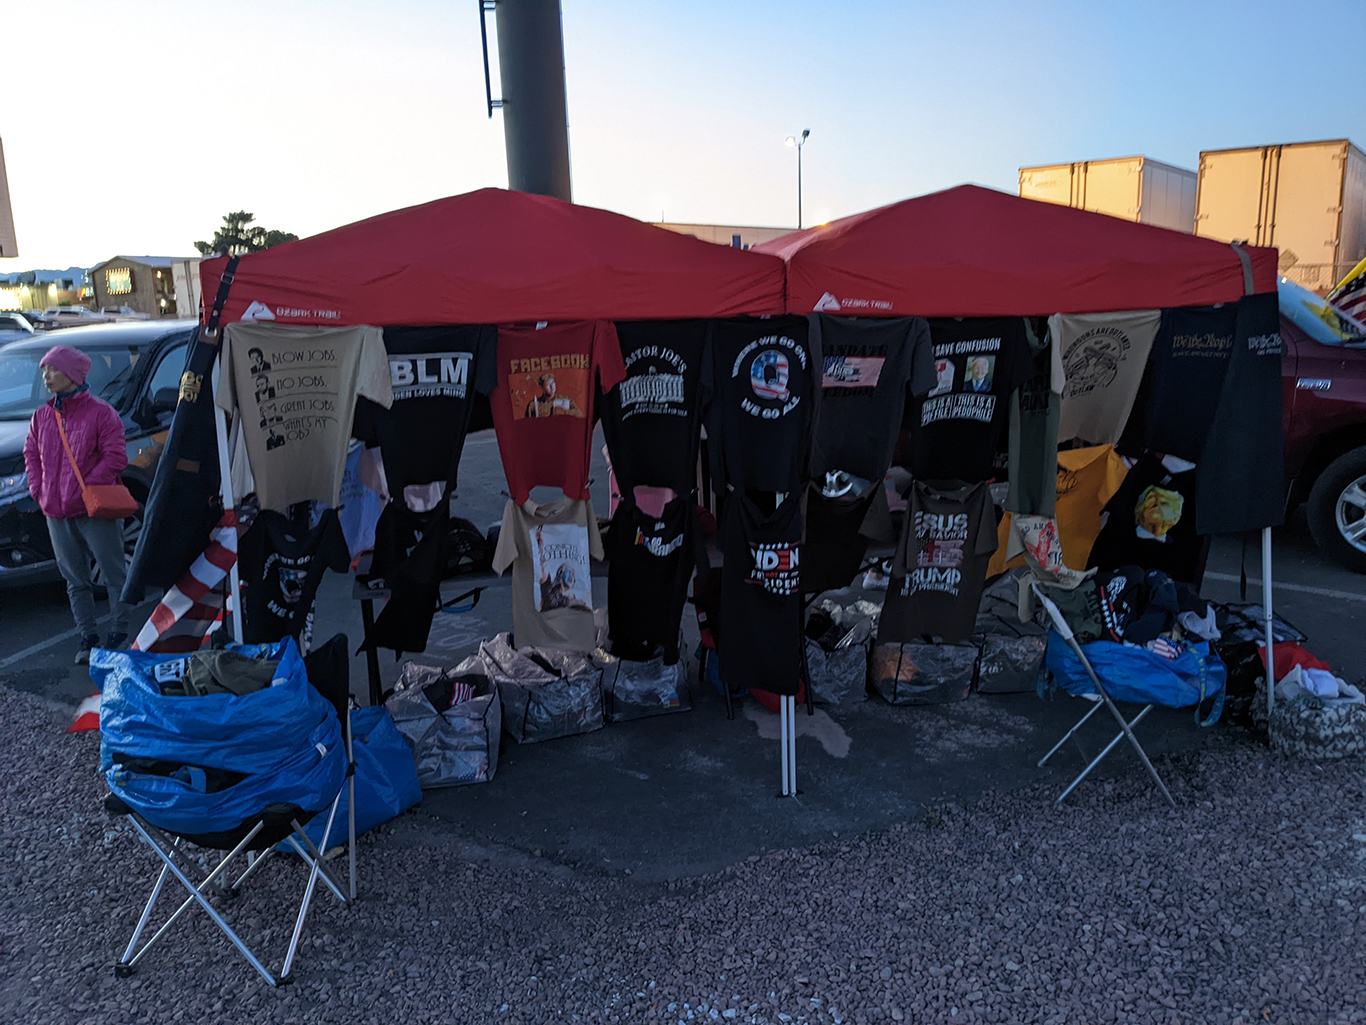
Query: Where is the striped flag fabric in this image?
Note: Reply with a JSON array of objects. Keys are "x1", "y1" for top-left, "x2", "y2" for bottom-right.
[
  {"x1": 132, "y1": 510, "x2": 240, "y2": 654},
  {"x1": 1328, "y1": 256, "x2": 1366, "y2": 321},
  {"x1": 66, "y1": 693, "x2": 102, "y2": 733}
]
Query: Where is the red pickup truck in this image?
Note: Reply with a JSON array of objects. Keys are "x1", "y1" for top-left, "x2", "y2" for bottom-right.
[{"x1": 1279, "y1": 278, "x2": 1366, "y2": 572}]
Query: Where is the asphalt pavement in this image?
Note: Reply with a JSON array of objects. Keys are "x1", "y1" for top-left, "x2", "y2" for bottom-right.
[{"x1": 2, "y1": 428, "x2": 1364, "y2": 884}]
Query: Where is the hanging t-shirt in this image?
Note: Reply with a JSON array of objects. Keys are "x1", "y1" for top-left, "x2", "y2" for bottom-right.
[
  {"x1": 809, "y1": 315, "x2": 935, "y2": 482},
  {"x1": 905, "y1": 318, "x2": 1034, "y2": 483},
  {"x1": 606, "y1": 497, "x2": 695, "y2": 663},
  {"x1": 878, "y1": 480, "x2": 998, "y2": 645},
  {"x1": 216, "y1": 323, "x2": 393, "y2": 511},
  {"x1": 708, "y1": 317, "x2": 815, "y2": 493},
  {"x1": 352, "y1": 325, "x2": 498, "y2": 493},
  {"x1": 1006, "y1": 319, "x2": 1064, "y2": 517},
  {"x1": 364, "y1": 501, "x2": 450, "y2": 655},
  {"x1": 489, "y1": 321, "x2": 627, "y2": 503},
  {"x1": 1052, "y1": 310, "x2": 1161, "y2": 445},
  {"x1": 238, "y1": 508, "x2": 351, "y2": 645},
  {"x1": 492, "y1": 496, "x2": 605, "y2": 651},
  {"x1": 1142, "y1": 305, "x2": 1238, "y2": 461},
  {"x1": 336, "y1": 441, "x2": 386, "y2": 558},
  {"x1": 989, "y1": 444, "x2": 1130, "y2": 577},
  {"x1": 1087, "y1": 453, "x2": 1202, "y2": 583},
  {"x1": 718, "y1": 492, "x2": 803, "y2": 696},
  {"x1": 801, "y1": 482, "x2": 886, "y2": 594},
  {"x1": 1196, "y1": 292, "x2": 1286, "y2": 535},
  {"x1": 599, "y1": 320, "x2": 707, "y2": 494}
]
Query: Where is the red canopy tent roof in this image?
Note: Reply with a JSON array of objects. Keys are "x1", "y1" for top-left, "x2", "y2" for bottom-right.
[
  {"x1": 755, "y1": 184, "x2": 1279, "y2": 318},
  {"x1": 199, "y1": 188, "x2": 785, "y2": 326}
]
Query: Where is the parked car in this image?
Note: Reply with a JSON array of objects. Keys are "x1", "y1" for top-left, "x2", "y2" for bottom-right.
[
  {"x1": 101, "y1": 306, "x2": 152, "y2": 321},
  {"x1": 0, "y1": 319, "x2": 197, "y2": 587},
  {"x1": 0, "y1": 312, "x2": 35, "y2": 343},
  {"x1": 1278, "y1": 277, "x2": 1366, "y2": 571},
  {"x1": 41, "y1": 306, "x2": 109, "y2": 329}
]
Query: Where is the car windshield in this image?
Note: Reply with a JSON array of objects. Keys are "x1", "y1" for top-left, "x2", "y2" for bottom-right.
[
  {"x1": 1278, "y1": 278, "x2": 1366, "y2": 346},
  {"x1": 0, "y1": 345, "x2": 141, "y2": 419}
]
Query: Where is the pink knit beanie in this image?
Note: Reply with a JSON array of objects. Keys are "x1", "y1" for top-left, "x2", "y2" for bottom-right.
[{"x1": 39, "y1": 345, "x2": 92, "y2": 386}]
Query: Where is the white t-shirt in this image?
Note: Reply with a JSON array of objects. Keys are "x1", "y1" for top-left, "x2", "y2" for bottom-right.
[{"x1": 217, "y1": 323, "x2": 392, "y2": 511}]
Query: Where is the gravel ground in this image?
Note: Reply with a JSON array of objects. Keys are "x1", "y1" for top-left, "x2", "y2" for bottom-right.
[{"x1": 2, "y1": 683, "x2": 1365, "y2": 1025}]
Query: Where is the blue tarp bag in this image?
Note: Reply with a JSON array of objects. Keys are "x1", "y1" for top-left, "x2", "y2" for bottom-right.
[
  {"x1": 1045, "y1": 632, "x2": 1226, "y2": 727},
  {"x1": 93, "y1": 639, "x2": 347, "y2": 838},
  {"x1": 280, "y1": 706, "x2": 422, "y2": 852}
]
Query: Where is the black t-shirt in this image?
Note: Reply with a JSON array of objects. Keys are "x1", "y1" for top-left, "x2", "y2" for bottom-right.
[
  {"x1": 878, "y1": 480, "x2": 998, "y2": 645},
  {"x1": 718, "y1": 492, "x2": 803, "y2": 696},
  {"x1": 1196, "y1": 292, "x2": 1286, "y2": 535},
  {"x1": 801, "y1": 482, "x2": 885, "y2": 594},
  {"x1": 1142, "y1": 305, "x2": 1237, "y2": 462},
  {"x1": 905, "y1": 318, "x2": 1034, "y2": 482},
  {"x1": 1087, "y1": 454, "x2": 1202, "y2": 583},
  {"x1": 239, "y1": 509, "x2": 351, "y2": 644},
  {"x1": 363, "y1": 502, "x2": 450, "y2": 655},
  {"x1": 352, "y1": 325, "x2": 498, "y2": 493},
  {"x1": 708, "y1": 317, "x2": 815, "y2": 493},
  {"x1": 810, "y1": 315, "x2": 935, "y2": 482},
  {"x1": 600, "y1": 320, "x2": 708, "y2": 494},
  {"x1": 607, "y1": 497, "x2": 696, "y2": 663}
]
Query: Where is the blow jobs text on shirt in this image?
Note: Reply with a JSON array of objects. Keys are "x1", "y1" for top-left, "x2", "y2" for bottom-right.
[{"x1": 270, "y1": 349, "x2": 337, "y2": 365}]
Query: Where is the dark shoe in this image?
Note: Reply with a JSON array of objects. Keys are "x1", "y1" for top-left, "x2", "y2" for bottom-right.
[
  {"x1": 104, "y1": 632, "x2": 128, "y2": 651},
  {"x1": 75, "y1": 635, "x2": 100, "y2": 666}
]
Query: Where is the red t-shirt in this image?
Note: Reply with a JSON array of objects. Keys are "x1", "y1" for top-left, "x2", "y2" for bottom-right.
[{"x1": 491, "y1": 320, "x2": 627, "y2": 502}]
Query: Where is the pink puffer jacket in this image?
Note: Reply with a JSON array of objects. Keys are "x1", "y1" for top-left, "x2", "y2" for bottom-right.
[{"x1": 23, "y1": 390, "x2": 128, "y2": 519}]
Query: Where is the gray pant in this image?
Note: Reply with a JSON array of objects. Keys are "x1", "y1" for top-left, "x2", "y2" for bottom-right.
[{"x1": 46, "y1": 516, "x2": 133, "y2": 639}]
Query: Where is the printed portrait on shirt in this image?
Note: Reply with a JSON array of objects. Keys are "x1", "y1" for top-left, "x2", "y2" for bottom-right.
[
  {"x1": 529, "y1": 523, "x2": 593, "y2": 612},
  {"x1": 508, "y1": 355, "x2": 590, "y2": 421},
  {"x1": 1134, "y1": 485, "x2": 1184, "y2": 542},
  {"x1": 964, "y1": 356, "x2": 995, "y2": 393}
]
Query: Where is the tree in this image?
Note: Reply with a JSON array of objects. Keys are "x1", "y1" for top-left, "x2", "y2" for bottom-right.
[{"x1": 194, "y1": 211, "x2": 298, "y2": 257}]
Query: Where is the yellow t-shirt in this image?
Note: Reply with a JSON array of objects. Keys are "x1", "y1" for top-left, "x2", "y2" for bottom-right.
[{"x1": 987, "y1": 445, "x2": 1129, "y2": 576}]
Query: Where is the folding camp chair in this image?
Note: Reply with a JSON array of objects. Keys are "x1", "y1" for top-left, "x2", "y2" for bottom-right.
[
  {"x1": 100, "y1": 638, "x2": 359, "y2": 987},
  {"x1": 1029, "y1": 579, "x2": 1178, "y2": 809}
]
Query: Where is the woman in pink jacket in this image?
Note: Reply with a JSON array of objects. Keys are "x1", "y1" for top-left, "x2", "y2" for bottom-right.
[{"x1": 23, "y1": 345, "x2": 134, "y2": 664}]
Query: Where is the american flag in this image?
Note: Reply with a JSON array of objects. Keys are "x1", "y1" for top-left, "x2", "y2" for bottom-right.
[
  {"x1": 1146, "y1": 637, "x2": 1183, "y2": 661},
  {"x1": 68, "y1": 511, "x2": 243, "y2": 733},
  {"x1": 132, "y1": 510, "x2": 241, "y2": 654},
  {"x1": 1328, "y1": 256, "x2": 1366, "y2": 322}
]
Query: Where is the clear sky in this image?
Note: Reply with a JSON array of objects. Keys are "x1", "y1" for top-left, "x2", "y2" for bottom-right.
[{"x1": 3, "y1": 0, "x2": 1364, "y2": 269}]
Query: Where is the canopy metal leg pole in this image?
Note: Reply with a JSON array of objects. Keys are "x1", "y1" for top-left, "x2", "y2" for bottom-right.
[
  {"x1": 346, "y1": 707, "x2": 357, "y2": 901},
  {"x1": 1263, "y1": 526, "x2": 1275, "y2": 719},
  {"x1": 780, "y1": 695, "x2": 791, "y2": 796},
  {"x1": 210, "y1": 360, "x2": 243, "y2": 645},
  {"x1": 788, "y1": 696, "x2": 797, "y2": 795}
]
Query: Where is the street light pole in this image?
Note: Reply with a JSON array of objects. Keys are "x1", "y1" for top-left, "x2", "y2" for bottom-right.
[{"x1": 785, "y1": 128, "x2": 811, "y2": 229}]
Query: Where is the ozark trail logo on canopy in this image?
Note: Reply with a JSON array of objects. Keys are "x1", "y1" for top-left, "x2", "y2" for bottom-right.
[
  {"x1": 241, "y1": 301, "x2": 276, "y2": 322},
  {"x1": 813, "y1": 292, "x2": 842, "y2": 312}
]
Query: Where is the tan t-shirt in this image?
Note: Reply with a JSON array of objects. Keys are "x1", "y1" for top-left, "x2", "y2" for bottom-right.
[
  {"x1": 1052, "y1": 310, "x2": 1160, "y2": 446},
  {"x1": 492, "y1": 497, "x2": 604, "y2": 651},
  {"x1": 217, "y1": 323, "x2": 392, "y2": 511}
]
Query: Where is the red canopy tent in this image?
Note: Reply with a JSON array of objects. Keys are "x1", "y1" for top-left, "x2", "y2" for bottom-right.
[
  {"x1": 756, "y1": 184, "x2": 1278, "y2": 317},
  {"x1": 199, "y1": 187, "x2": 786, "y2": 326}
]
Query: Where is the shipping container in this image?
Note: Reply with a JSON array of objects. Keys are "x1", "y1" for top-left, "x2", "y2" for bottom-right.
[
  {"x1": 1018, "y1": 156, "x2": 1197, "y2": 232},
  {"x1": 1195, "y1": 139, "x2": 1366, "y2": 293}
]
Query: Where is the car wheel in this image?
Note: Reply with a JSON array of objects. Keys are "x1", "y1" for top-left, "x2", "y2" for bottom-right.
[{"x1": 1306, "y1": 445, "x2": 1366, "y2": 573}]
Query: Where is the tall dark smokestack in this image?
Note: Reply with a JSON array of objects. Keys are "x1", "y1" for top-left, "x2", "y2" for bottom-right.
[{"x1": 495, "y1": 0, "x2": 572, "y2": 201}]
